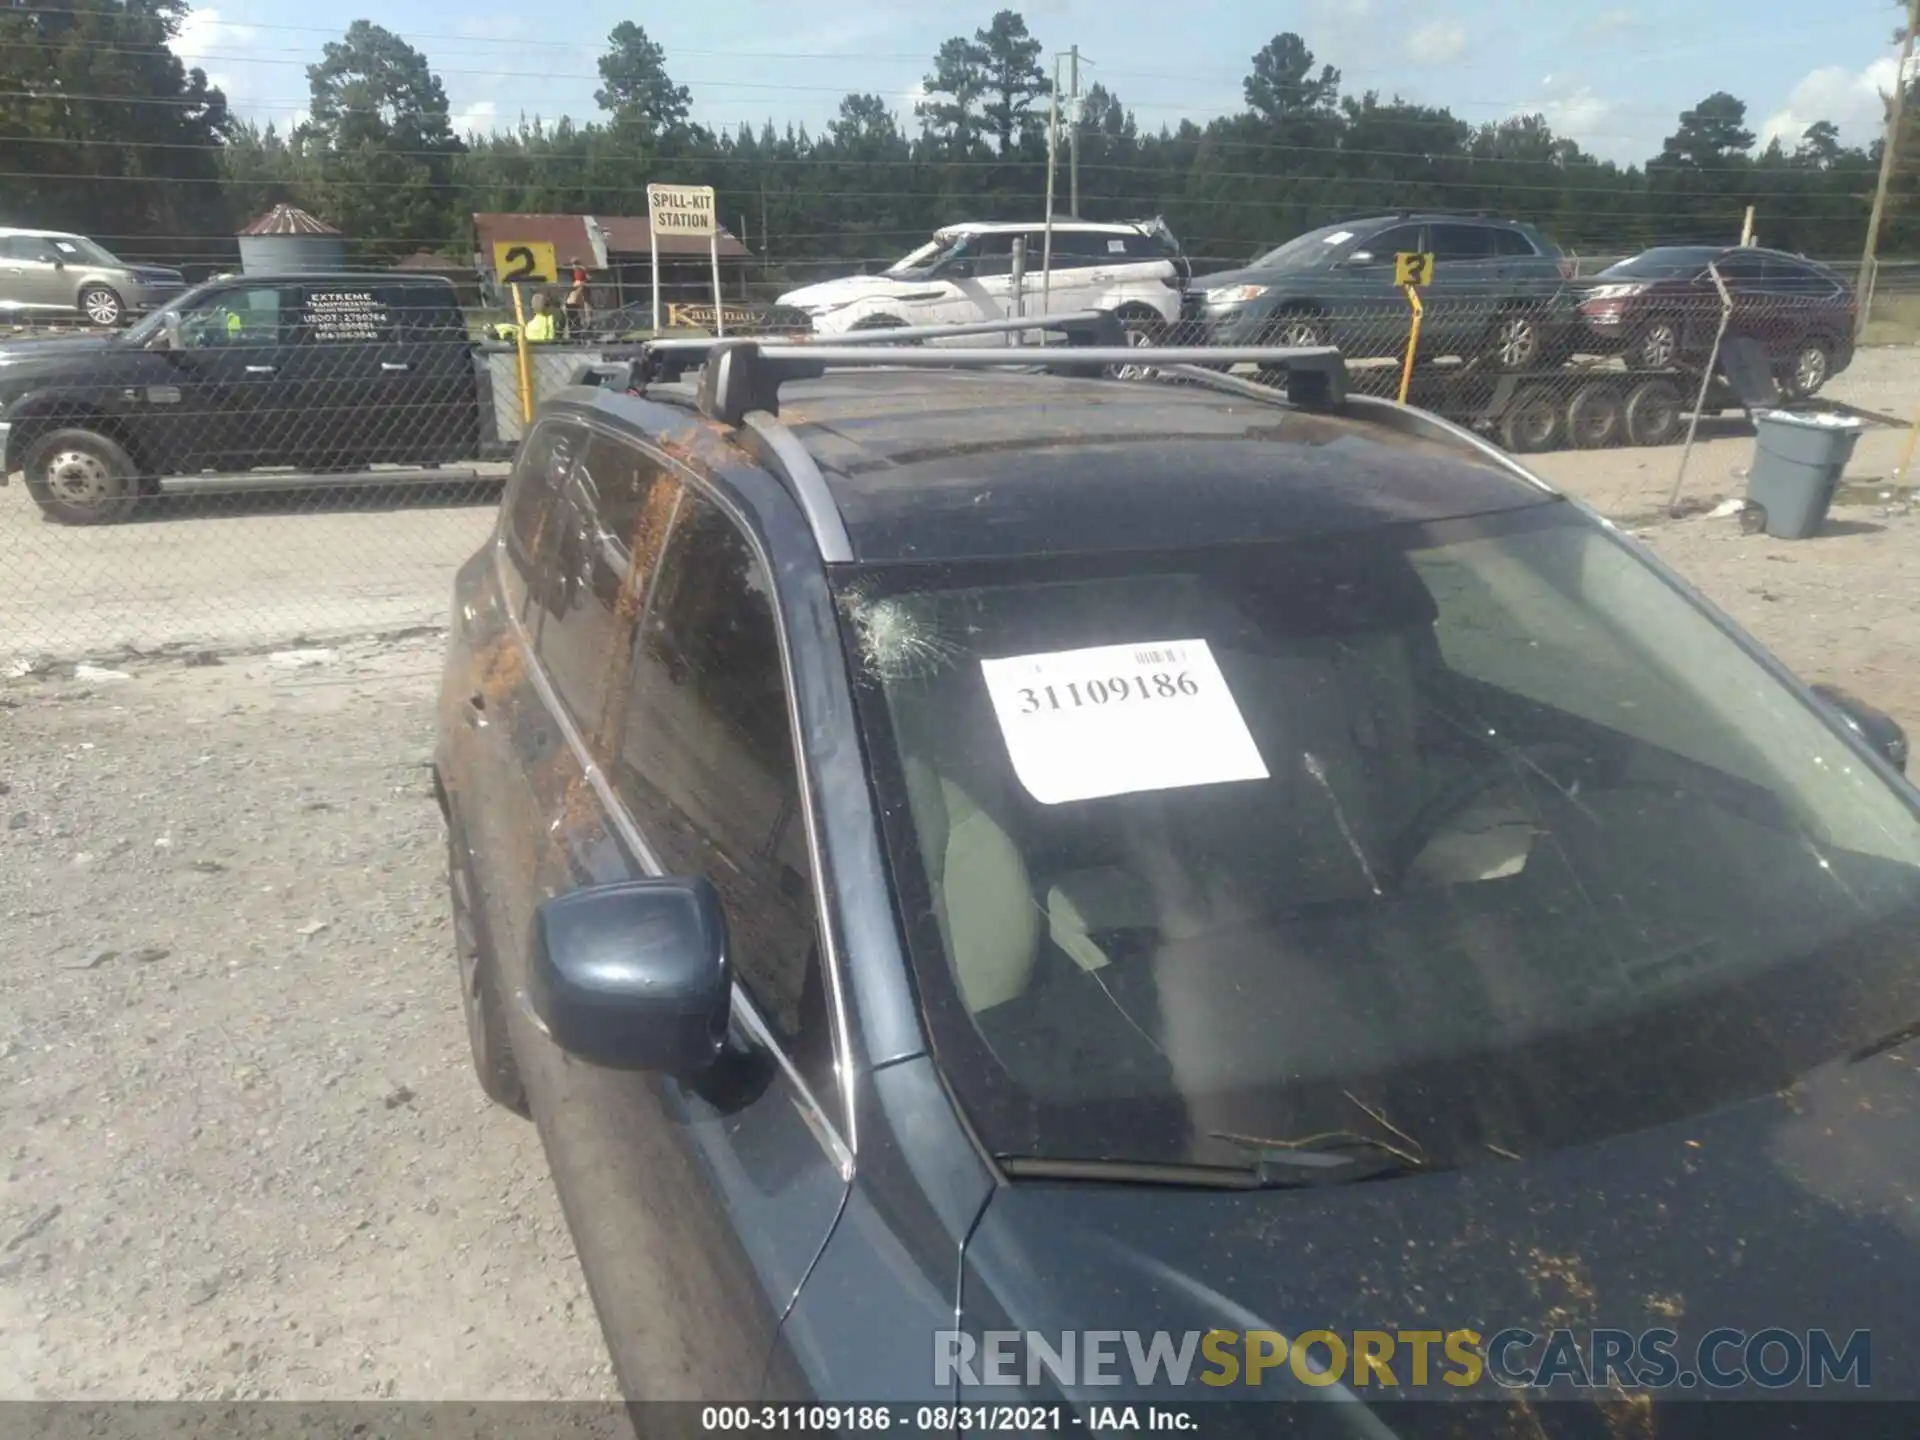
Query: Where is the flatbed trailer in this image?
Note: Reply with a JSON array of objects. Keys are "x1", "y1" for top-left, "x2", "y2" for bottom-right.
[
  {"x1": 1344, "y1": 356, "x2": 1732, "y2": 454},
  {"x1": 1354, "y1": 336, "x2": 1859, "y2": 456}
]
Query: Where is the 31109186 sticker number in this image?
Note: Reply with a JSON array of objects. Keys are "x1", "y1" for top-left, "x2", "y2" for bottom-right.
[{"x1": 979, "y1": 639, "x2": 1269, "y2": 806}]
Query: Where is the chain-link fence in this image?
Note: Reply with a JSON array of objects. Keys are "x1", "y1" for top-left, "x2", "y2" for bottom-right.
[{"x1": 2, "y1": 268, "x2": 1917, "y2": 667}]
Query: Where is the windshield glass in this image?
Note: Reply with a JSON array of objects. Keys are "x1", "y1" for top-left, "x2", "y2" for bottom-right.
[
  {"x1": 1600, "y1": 248, "x2": 1719, "y2": 280},
  {"x1": 886, "y1": 235, "x2": 959, "y2": 275},
  {"x1": 1249, "y1": 225, "x2": 1357, "y2": 271},
  {"x1": 838, "y1": 504, "x2": 1920, "y2": 1177}
]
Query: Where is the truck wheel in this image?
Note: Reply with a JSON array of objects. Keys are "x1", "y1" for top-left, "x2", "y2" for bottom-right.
[
  {"x1": 1498, "y1": 386, "x2": 1564, "y2": 454},
  {"x1": 1565, "y1": 385, "x2": 1625, "y2": 449},
  {"x1": 78, "y1": 285, "x2": 124, "y2": 328},
  {"x1": 1623, "y1": 379, "x2": 1684, "y2": 447},
  {"x1": 23, "y1": 428, "x2": 140, "y2": 525}
]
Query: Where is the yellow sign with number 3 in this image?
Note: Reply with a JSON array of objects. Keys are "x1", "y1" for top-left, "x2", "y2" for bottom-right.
[{"x1": 1394, "y1": 252, "x2": 1435, "y2": 287}]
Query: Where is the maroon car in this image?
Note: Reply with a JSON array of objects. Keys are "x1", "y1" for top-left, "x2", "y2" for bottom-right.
[{"x1": 1576, "y1": 245, "x2": 1855, "y2": 398}]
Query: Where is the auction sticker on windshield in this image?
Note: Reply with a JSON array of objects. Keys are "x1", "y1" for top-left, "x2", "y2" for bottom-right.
[{"x1": 979, "y1": 639, "x2": 1269, "y2": 804}]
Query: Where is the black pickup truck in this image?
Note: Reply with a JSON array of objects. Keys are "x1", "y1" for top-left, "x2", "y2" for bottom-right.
[{"x1": 0, "y1": 271, "x2": 510, "y2": 523}]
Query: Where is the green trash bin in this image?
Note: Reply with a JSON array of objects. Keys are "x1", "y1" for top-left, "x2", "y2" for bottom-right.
[{"x1": 1743, "y1": 410, "x2": 1863, "y2": 539}]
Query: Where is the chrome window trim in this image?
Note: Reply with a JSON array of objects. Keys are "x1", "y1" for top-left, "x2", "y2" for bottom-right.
[{"x1": 490, "y1": 412, "x2": 858, "y2": 1181}]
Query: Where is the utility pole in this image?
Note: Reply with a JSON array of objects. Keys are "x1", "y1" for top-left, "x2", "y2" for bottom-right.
[
  {"x1": 1067, "y1": 45, "x2": 1082, "y2": 219},
  {"x1": 1858, "y1": 0, "x2": 1919, "y2": 339},
  {"x1": 1042, "y1": 55, "x2": 1060, "y2": 316}
]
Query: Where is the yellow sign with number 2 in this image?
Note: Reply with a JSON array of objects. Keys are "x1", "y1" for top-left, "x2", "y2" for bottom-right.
[{"x1": 1395, "y1": 252, "x2": 1435, "y2": 287}]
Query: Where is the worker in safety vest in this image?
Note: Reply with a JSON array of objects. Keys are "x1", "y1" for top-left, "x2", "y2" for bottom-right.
[{"x1": 522, "y1": 292, "x2": 559, "y2": 344}]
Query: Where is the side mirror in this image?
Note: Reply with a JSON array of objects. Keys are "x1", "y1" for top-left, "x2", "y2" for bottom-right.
[
  {"x1": 529, "y1": 877, "x2": 732, "y2": 1075},
  {"x1": 1344, "y1": 250, "x2": 1376, "y2": 267},
  {"x1": 1812, "y1": 683, "x2": 1908, "y2": 774}
]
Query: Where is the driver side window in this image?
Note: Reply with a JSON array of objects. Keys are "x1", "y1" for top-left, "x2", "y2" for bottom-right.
[
  {"x1": 3, "y1": 236, "x2": 61, "y2": 265},
  {"x1": 179, "y1": 285, "x2": 285, "y2": 349}
]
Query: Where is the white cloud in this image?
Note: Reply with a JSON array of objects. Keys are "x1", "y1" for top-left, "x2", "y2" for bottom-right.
[
  {"x1": 1405, "y1": 20, "x2": 1467, "y2": 65},
  {"x1": 1760, "y1": 56, "x2": 1908, "y2": 152},
  {"x1": 173, "y1": 8, "x2": 256, "y2": 93},
  {"x1": 1527, "y1": 73, "x2": 1620, "y2": 144},
  {"x1": 450, "y1": 15, "x2": 527, "y2": 43},
  {"x1": 1586, "y1": 8, "x2": 1639, "y2": 40},
  {"x1": 173, "y1": 7, "x2": 256, "y2": 69},
  {"x1": 453, "y1": 98, "x2": 501, "y2": 138}
]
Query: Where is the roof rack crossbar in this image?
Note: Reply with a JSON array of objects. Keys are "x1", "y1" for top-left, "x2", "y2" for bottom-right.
[
  {"x1": 809, "y1": 310, "x2": 1124, "y2": 348},
  {"x1": 675, "y1": 340, "x2": 1346, "y2": 423},
  {"x1": 638, "y1": 310, "x2": 1125, "y2": 382}
]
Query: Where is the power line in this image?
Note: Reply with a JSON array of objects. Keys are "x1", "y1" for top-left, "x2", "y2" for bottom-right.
[
  {"x1": 0, "y1": 167, "x2": 1881, "y2": 211},
  {"x1": 0, "y1": 35, "x2": 1884, "y2": 124}
]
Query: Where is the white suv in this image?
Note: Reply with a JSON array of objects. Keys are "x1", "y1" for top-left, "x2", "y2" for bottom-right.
[{"x1": 777, "y1": 219, "x2": 1188, "y2": 341}]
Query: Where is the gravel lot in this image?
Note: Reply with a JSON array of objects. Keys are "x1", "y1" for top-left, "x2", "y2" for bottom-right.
[
  {"x1": 0, "y1": 636, "x2": 617, "y2": 1400},
  {"x1": 0, "y1": 345, "x2": 1916, "y2": 1402}
]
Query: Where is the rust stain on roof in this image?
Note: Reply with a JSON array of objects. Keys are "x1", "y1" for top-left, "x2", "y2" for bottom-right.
[{"x1": 473, "y1": 212, "x2": 752, "y2": 264}]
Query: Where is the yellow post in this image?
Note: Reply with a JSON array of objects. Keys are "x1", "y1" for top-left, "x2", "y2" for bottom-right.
[
  {"x1": 1895, "y1": 398, "x2": 1920, "y2": 486},
  {"x1": 510, "y1": 284, "x2": 535, "y2": 426},
  {"x1": 1397, "y1": 287, "x2": 1424, "y2": 405}
]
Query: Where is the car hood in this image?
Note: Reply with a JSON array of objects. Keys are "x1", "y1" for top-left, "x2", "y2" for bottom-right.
[
  {"x1": 963, "y1": 1041, "x2": 1920, "y2": 1425},
  {"x1": 1188, "y1": 266, "x2": 1292, "y2": 297},
  {"x1": 777, "y1": 273, "x2": 943, "y2": 309},
  {"x1": 0, "y1": 334, "x2": 120, "y2": 368}
]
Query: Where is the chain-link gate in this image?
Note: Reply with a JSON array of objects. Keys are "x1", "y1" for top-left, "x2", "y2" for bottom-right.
[{"x1": 2, "y1": 274, "x2": 1914, "y2": 667}]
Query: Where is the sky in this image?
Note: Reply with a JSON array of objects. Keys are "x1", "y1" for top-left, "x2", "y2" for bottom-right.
[{"x1": 172, "y1": 0, "x2": 1914, "y2": 170}]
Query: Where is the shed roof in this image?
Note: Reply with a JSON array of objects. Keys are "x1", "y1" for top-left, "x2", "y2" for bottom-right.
[
  {"x1": 472, "y1": 212, "x2": 751, "y2": 264},
  {"x1": 238, "y1": 204, "x2": 341, "y2": 237}
]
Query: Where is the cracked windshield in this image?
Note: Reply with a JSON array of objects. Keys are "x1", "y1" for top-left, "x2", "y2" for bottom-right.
[{"x1": 3, "y1": 0, "x2": 1920, "y2": 1424}]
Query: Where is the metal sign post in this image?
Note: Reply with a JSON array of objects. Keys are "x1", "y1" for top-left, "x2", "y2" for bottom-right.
[
  {"x1": 1009, "y1": 237, "x2": 1027, "y2": 347},
  {"x1": 647, "y1": 183, "x2": 720, "y2": 337},
  {"x1": 1668, "y1": 262, "x2": 1735, "y2": 515},
  {"x1": 1393, "y1": 252, "x2": 1434, "y2": 404}
]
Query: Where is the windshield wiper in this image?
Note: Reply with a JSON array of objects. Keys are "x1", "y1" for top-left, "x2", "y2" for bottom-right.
[
  {"x1": 1849, "y1": 1016, "x2": 1920, "y2": 1064},
  {"x1": 1209, "y1": 1129, "x2": 1430, "y2": 1185},
  {"x1": 997, "y1": 1148, "x2": 1423, "y2": 1191}
]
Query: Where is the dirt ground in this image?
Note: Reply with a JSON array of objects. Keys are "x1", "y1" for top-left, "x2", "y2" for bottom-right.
[
  {"x1": 0, "y1": 345, "x2": 1916, "y2": 1402},
  {"x1": 0, "y1": 636, "x2": 619, "y2": 1400}
]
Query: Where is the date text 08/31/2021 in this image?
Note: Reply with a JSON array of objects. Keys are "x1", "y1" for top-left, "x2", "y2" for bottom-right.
[{"x1": 699, "y1": 1406, "x2": 1194, "y2": 1432}]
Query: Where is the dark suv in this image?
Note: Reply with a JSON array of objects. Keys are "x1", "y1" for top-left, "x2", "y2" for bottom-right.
[
  {"x1": 435, "y1": 322, "x2": 1920, "y2": 1416},
  {"x1": 1576, "y1": 245, "x2": 1856, "y2": 398},
  {"x1": 1186, "y1": 213, "x2": 1577, "y2": 369}
]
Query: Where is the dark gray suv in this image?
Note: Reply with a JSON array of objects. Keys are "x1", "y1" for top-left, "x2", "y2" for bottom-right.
[
  {"x1": 432, "y1": 318, "x2": 1920, "y2": 1421},
  {"x1": 1187, "y1": 213, "x2": 1578, "y2": 370}
]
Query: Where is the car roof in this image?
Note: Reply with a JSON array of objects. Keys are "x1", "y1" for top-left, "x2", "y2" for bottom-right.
[
  {"x1": 938, "y1": 220, "x2": 1145, "y2": 236},
  {"x1": 771, "y1": 369, "x2": 1556, "y2": 565},
  {"x1": 0, "y1": 227, "x2": 84, "y2": 238}
]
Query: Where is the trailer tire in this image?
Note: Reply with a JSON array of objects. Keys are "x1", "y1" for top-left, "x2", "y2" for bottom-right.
[
  {"x1": 1623, "y1": 378, "x2": 1685, "y2": 447},
  {"x1": 1565, "y1": 384, "x2": 1625, "y2": 449},
  {"x1": 1498, "y1": 386, "x2": 1564, "y2": 454}
]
